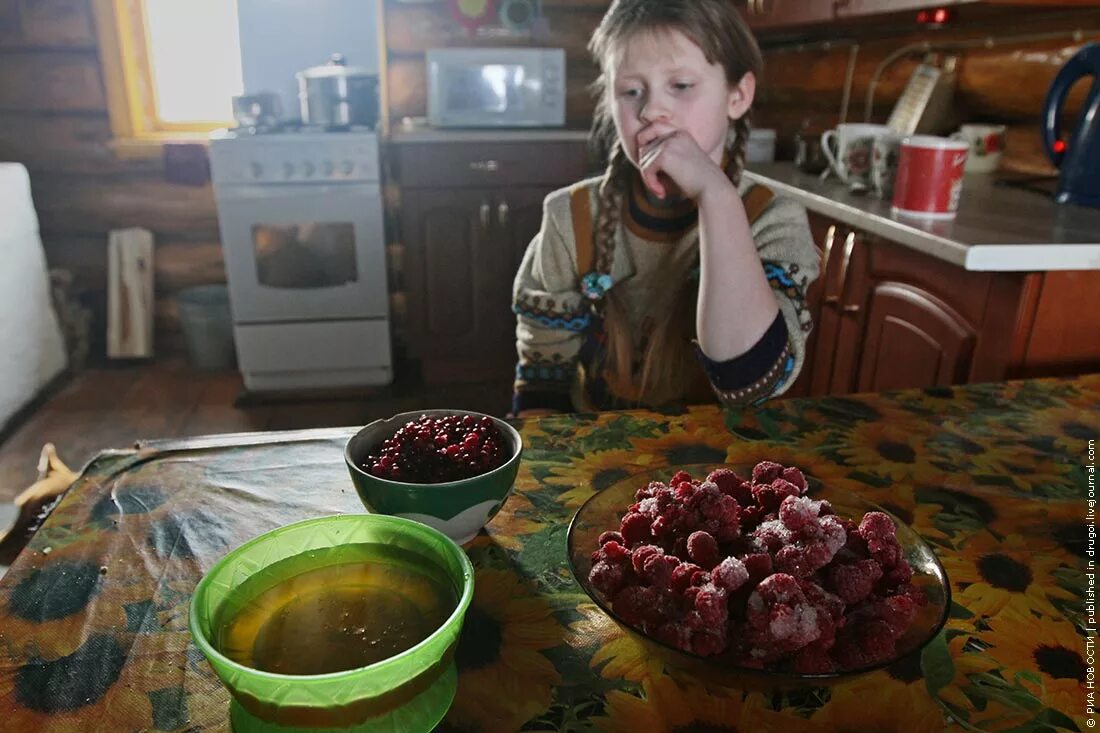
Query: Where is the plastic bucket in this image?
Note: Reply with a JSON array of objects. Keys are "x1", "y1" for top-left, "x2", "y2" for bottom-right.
[{"x1": 178, "y1": 284, "x2": 236, "y2": 370}]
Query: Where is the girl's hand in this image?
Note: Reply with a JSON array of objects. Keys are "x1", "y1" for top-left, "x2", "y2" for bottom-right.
[{"x1": 636, "y1": 123, "x2": 730, "y2": 201}]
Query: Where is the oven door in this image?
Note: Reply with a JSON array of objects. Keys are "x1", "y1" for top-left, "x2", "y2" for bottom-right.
[{"x1": 214, "y1": 183, "x2": 388, "y2": 323}]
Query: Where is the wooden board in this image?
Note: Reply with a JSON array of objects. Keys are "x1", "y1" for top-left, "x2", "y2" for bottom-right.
[
  {"x1": 106, "y1": 227, "x2": 154, "y2": 359},
  {"x1": 12, "y1": 0, "x2": 96, "y2": 48}
]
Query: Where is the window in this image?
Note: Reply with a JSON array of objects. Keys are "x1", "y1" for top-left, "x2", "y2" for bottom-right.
[{"x1": 92, "y1": 0, "x2": 244, "y2": 151}]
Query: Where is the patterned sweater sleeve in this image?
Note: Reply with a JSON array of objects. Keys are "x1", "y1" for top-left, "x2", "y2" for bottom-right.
[
  {"x1": 696, "y1": 195, "x2": 819, "y2": 408},
  {"x1": 511, "y1": 189, "x2": 589, "y2": 414}
]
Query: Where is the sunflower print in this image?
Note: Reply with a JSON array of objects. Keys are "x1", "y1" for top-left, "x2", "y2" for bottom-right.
[
  {"x1": 467, "y1": 491, "x2": 544, "y2": 552},
  {"x1": 1026, "y1": 405, "x2": 1100, "y2": 454},
  {"x1": 594, "y1": 675, "x2": 811, "y2": 733},
  {"x1": 444, "y1": 569, "x2": 564, "y2": 733},
  {"x1": 940, "y1": 532, "x2": 1078, "y2": 618},
  {"x1": 838, "y1": 421, "x2": 939, "y2": 482},
  {"x1": 810, "y1": 671, "x2": 947, "y2": 732},
  {"x1": 981, "y1": 611, "x2": 1089, "y2": 728},
  {"x1": 629, "y1": 424, "x2": 732, "y2": 467},
  {"x1": 541, "y1": 449, "x2": 660, "y2": 510}
]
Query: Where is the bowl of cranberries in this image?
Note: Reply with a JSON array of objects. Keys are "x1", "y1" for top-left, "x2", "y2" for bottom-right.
[
  {"x1": 345, "y1": 410, "x2": 522, "y2": 544},
  {"x1": 566, "y1": 463, "x2": 950, "y2": 689}
]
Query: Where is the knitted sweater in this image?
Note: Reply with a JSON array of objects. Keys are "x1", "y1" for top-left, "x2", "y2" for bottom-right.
[{"x1": 511, "y1": 171, "x2": 819, "y2": 413}]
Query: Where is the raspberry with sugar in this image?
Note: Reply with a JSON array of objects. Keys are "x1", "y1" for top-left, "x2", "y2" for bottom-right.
[
  {"x1": 686, "y1": 530, "x2": 721, "y2": 569},
  {"x1": 611, "y1": 585, "x2": 653, "y2": 627},
  {"x1": 642, "y1": 552, "x2": 681, "y2": 588},
  {"x1": 753, "y1": 478, "x2": 803, "y2": 512},
  {"x1": 778, "y1": 495, "x2": 821, "y2": 531},
  {"x1": 781, "y1": 466, "x2": 808, "y2": 491},
  {"x1": 711, "y1": 556, "x2": 750, "y2": 593},
  {"x1": 588, "y1": 560, "x2": 624, "y2": 597},
  {"x1": 746, "y1": 573, "x2": 805, "y2": 630},
  {"x1": 742, "y1": 552, "x2": 773, "y2": 582},
  {"x1": 693, "y1": 583, "x2": 729, "y2": 627}
]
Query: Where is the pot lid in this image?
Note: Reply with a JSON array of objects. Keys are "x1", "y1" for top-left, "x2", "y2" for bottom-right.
[{"x1": 297, "y1": 53, "x2": 375, "y2": 80}]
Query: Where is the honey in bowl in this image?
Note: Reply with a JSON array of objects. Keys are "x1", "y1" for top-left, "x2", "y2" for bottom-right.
[{"x1": 214, "y1": 542, "x2": 458, "y2": 676}]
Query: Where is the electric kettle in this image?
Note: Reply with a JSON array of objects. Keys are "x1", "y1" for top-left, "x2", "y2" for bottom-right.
[{"x1": 1042, "y1": 42, "x2": 1100, "y2": 208}]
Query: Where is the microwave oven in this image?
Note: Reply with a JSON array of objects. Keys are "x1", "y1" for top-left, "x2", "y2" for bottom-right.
[{"x1": 427, "y1": 47, "x2": 565, "y2": 128}]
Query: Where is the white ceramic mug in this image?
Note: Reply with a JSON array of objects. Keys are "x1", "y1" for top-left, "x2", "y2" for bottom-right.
[
  {"x1": 951, "y1": 124, "x2": 1007, "y2": 174},
  {"x1": 871, "y1": 133, "x2": 902, "y2": 200},
  {"x1": 821, "y1": 123, "x2": 894, "y2": 189}
]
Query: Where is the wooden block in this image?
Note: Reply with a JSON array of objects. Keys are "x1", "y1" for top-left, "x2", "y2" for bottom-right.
[{"x1": 107, "y1": 227, "x2": 154, "y2": 358}]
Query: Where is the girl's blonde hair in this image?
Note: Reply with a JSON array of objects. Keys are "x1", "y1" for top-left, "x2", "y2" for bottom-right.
[{"x1": 587, "y1": 0, "x2": 764, "y2": 407}]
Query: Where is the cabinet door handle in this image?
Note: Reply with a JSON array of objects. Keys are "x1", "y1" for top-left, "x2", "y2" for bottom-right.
[
  {"x1": 469, "y1": 159, "x2": 500, "y2": 173},
  {"x1": 819, "y1": 224, "x2": 837, "y2": 301},
  {"x1": 842, "y1": 303, "x2": 861, "y2": 313},
  {"x1": 497, "y1": 201, "x2": 509, "y2": 227},
  {"x1": 480, "y1": 201, "x2": 491, "y2": 230}
]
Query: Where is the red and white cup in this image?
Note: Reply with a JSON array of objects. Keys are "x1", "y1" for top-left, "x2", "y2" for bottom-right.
[{"x1": 891, "y1": 135, "x2": 969, "y2": 219}]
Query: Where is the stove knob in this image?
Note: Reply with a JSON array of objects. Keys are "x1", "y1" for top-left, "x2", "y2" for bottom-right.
[
  {"x1": 322, "y1": 160, "x2": 335, "y2": 176},
  {"x1": 249, "y1": 162, "x2": 263, "y2": 179},
  {"x1": 302, "y1": 161, "x2": 315, "y2": 178},
  {"x1": 341, "y1": 160, "x2": 355, "y2": 176}
]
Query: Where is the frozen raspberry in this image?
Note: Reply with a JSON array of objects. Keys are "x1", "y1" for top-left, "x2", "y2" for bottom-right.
[
  {"x1": 739, "y1": 504, "x2": 767, "y2": 532},
  {"x1": 827, "y1": 559, "x2": 884, "y2": 604},
  {"x1": 642, "y1": 552, "x2": 680, "y2": 589},
  {"x1": 742, "y1": 552, "x2": 773, "y2": 582},
  {"x1": 691, "y1": 628, "x2": 727, "y2": 657},
  {"x1": 711, "y1": 556, "x2": 750, "y2": 593},
  {"x1": 860, "y1": 619, "x2": 898, "y2": 664},
  {"x1": 774, "y1": 541, "x2": 834, "y2": 578},
  {"x1": 636, "y1": 497, "x2": 660, "y2": 518},
  {"x1": 686, "y1": 530, "x2": 720, "y2": 569},
  {"x1": 711, "y1": 494, "x2": 742, "y2": 542},
  {"x1": 816, "y1": 500, "x2": 835, "y2": 516},
  {"x1": 673, "y1": 479, "x2": 697, "y2": 502},
  {"x1": 671, "y1": 561, "x2": 703, "y2": 594},
  {"x1": 779, "y1": 495, "x2": 821, "y2": 531},
  {"x1": 631, "y1": 544, "x2": 662, "y2": 575},
  {"x1": 879, "y1": 594, "x2": 918, "y2": 637},
  {"x1": 792, "y1": 641, "x2": 835, "y2": 674},
  {"x1": 895, "y1": 582, "x2": 928, "y2": 607},
  {"x1": 612, "y1": 585, "x2": 654, "y2": 627},
  {"x1": 634, "y1": 480, "x2": 665, "y2": 501},
  {"x1": 746, "y1": 573, "x2": 805, "y2": 629},
  {"x1": 819, "y1": 515, "x2": 848, "y2": 555},
  {"x1": 598, "y1": 530, "x2": 624, "y2": 546},
  {"x1": 859, "y1": 512, "x2": 897, "y2": 542},
  {"x1": 707, "y1": 468, "x2": 755, "y2": 505},
  {"x1": 620, "y1": 511, "x2": 652, "y2": 546},
  {"x1": 753, "y1": 519, "x2": 791, "y2": 552},
  {"x1": 781, "y1": 466, "x2": 808, "y2": 491},
  {"x1": 655, "y1": 620, "x2": 693, "y2": 652},
  {"x1": 693, "y1": 583, "x2": 729, "y2": 627},
  {"x1": 588, "y1": 560, "x2": 624, "y2": 597},
  {"x1": 753, "y1": 478, "x2": 803, "y2": 512},
  {"x1": 879, "y1": 558, "x2": 913, "y2": 591},
  {"x1": 752, "y1": 461, "x2": 784, "y2": 484},
  {"x1": 798, "y1": 580, "x2": 846, "y2": 623},
  {"x1": 669, "y1": 470, "x2": 693, "y2": 486},
  {"x1": 602, "y1": 540, "x2": 629, "y2": 561}
]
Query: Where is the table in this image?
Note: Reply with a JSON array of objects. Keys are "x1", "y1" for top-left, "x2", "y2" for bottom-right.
[{"x1": 0, "y1": 376, "x2": 1093, "y2": 732}]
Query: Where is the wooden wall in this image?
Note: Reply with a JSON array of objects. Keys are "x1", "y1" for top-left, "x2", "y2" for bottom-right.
[
  {"x1": 753, "y1": 7, "x2": 1100, "y2": 175},
  {"x1": 0, "y1": 0, "x2": 222, "y2": 361}
]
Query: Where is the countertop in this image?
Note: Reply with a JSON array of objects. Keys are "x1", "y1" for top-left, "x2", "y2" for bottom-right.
[
  {"x1": 0, "y1": 375, "x2": 1092, "y2": 731},
  {"x1": 745, "y1": 162, "x2": 1100, "y2": 272},
  {"x1": 386, "y1": 125, "x2": 590, "y2": 144}
]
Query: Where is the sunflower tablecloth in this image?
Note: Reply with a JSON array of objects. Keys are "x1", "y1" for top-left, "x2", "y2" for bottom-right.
[{"x1": 0, "y1": 376, "x2": 1094, "y2": 732}]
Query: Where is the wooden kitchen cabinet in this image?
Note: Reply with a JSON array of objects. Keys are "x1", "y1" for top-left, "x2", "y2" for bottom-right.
[
  {"x1": 799, "y1": 210, "x2": 1100, "y2": 398},
  {"x1": 395, "y1": 139, "x2": 591, "y2": 383}
]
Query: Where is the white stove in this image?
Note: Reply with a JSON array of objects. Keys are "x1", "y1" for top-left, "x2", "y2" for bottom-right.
[{"x1": 210, "y1": 128, "x2": 392, "y2": 391}]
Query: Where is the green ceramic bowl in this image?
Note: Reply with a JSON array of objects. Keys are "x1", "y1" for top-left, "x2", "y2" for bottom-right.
[
  {"x1": 189, "y1": 514, "x2": 474, "y2": 733},
  {"x1": 344, "y1": 409, "x2": 522, "y2": 545}
]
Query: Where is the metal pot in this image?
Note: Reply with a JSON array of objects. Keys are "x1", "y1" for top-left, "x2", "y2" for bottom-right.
[
  {"x1": 232, "y1": 92, "x2": 281, "y2": 129},
  {"x1": 297, "y1": 54, "x2": 379, "y2": 129}
]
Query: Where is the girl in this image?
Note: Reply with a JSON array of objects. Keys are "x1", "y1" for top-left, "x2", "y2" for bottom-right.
[{"x1": 511, "y1": 0, "x2": 818, "y2": 416}]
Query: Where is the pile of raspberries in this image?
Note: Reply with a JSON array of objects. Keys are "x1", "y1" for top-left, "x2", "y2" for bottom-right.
[{"x1": 587, "y1": 462, "x2": 926, "y2": 673}]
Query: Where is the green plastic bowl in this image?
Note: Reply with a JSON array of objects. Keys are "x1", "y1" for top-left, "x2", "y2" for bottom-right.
[
  {"x1": 344, "y1": 410, "x2": 522, "y2": 544},
  {"x1": 189, "y1": 514, "x2": 474, "y2": 733}
]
